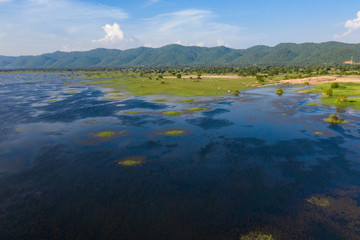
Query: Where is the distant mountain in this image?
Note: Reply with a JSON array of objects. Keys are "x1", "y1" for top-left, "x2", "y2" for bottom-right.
[{"x1": 1, "y1": 41, "x2": 360, "y2": 69}]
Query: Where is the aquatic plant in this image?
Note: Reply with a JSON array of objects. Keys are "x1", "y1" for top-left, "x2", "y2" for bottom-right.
[
  {"x1": 233, "y1": 89, "x2": 241, "y2": 95},
  {"x1": 323, "y1": 114, "x2": 348, "y2": 124},
  {"x1": 239, "y1": 98, "x2": 248, "y2": 101},
  {"x1": 164, "y1": 130, "x2": 185, "y2": 135},
  {"x1": 93, "y1": 131, "x2": 115, "y2": 138},
  {"x1": 154, "y1": 99, "x2": 166, "y2": 102},
  {"x1": 118, "y1": 157, "x2": 144, "y2": 167},
  {"x1": 186, "y1": 107, "x2": 207, "y2": 111},
  {"x1": 314, "y1": 131, "x2": 323, "y2": 135},
  {"x1": 306, "y1": 196, "x2": 330, "y2": 207},
  {"x1": 124, "y1": 111, "x2": 142, "y2": 114},
  {"x1": 46, "y1": 99, "x2": 57, "y2": 102},
  {"x1": 181, "y1": 99, "x2": 194, "y2": 102},
  {"x1": 304, "y1": 82, "x2": 310, "y2": 86},
  {"x1": 276, "y1": 87, "x2": 284, "y2": 96},
  {"x1": 240, "y1": 232, "x2": 273, "y2": 240},
  {"x1": 162, "y1": 111, "x2": 183, "y2": 115}
]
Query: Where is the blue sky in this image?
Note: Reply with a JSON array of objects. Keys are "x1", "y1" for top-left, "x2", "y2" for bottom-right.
[{"x1": 0, "y1": 0, "x2": 360, "y2": 56}]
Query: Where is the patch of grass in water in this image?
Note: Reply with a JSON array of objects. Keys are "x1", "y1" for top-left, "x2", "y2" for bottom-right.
[
  {"x1": 240, "y1": 232, "x2": 273, "y2": 240},
  {"x1": 306, "y1": 196, "x2": 330, "y2": 207},
  {"x1": 164, "y1": 130, "x2": 185, "y2": 135},
  {"x1": 117, "y1": 157, "x2": 144, "y2": 167},
  {"x1": 154, "y1": 99, "x2": 166, "y2": 102},
  {"x1": 106, "y1": 90, "x2": 122, "y2": 93},
  {"x1": 307, "y1": 82, "x2": 360, "y2": 109},
  {"x1": 307, "y1": 102, "x2": 321, "y2": 106},
  {"x1": 323, "y1": 114, "x2": 349, "y2": 124},
  {"x1": 239, "y1": 98, "x2": 248, "y2": 101},
  {"x1": 186, "y1": 107, "x2": 208, "y2": 111},
  {"x1": 162, "y1": 111, "x2": 183, "y2": 116},
  {"x1": 314, "y1": 131, "x2": 323, "y2": 135},
  {"x1": 124, "y1": 111, "x2": 142, "y2": 114},
  {"x1": 181, "y1": 99, "x2": 194, "y2": 102},
  {"x1": 46, "y1": 99, "x2": 57, "y2": 103},
  {"x1": 93, "y1": 131, "x2": 115, "y2": 138}
]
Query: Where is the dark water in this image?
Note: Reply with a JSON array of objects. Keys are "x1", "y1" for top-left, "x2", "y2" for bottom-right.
[{"x1": 1, "y1": 73, "x2": 360, "y2": 240}]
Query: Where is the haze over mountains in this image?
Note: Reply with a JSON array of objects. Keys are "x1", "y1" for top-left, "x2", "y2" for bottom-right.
[{"x1": 0, "y1": 41, "x2": 359, "y2": 69}]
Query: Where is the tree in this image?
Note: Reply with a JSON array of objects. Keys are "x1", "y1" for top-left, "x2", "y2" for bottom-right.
[{"x1": 176, "y1": 73, "x2": 181, "y2": 79}]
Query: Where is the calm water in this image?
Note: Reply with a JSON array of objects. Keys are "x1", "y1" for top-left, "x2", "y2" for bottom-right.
[{"x1": 0, "y1": 73, "x2": 360, "y2": 239}]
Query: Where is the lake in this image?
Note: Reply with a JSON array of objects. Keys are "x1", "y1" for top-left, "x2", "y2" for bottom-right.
[{"x1": 1, "y1": 73, "x2": 360, "y2": 239}]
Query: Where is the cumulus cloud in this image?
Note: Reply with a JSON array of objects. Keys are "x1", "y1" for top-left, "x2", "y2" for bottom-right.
[
  {"x1": 335, "y1": 11, "x2": 360, "y2": 38},
  {"x1": 94, "y1": 23, "x2": 125, "y2": 43}
]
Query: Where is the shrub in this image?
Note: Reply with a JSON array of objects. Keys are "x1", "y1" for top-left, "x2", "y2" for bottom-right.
[
  {"x1": 322, "y1": 88, "x2": 333, "y2": 97},
  {"x1": 304, "y1": 82, "x2": 309, "y2": 86},
  {"x1": 336, "y1": 96, "x2": 347, "y2": 103},
  {"x1": 330, "y1": 82, "x2": 339, "y2": 88},
  {"x1": 276, "y1": 87, "x2": 284, "y2": 96}
]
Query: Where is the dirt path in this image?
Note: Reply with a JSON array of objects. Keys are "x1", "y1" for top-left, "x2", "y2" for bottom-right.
[{"x1": 279, "y1": 75, "x2": 360, "y2": 85}]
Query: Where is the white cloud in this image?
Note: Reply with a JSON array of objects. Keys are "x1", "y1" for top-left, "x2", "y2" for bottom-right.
[
  {"x1": 133, "y1": 9, "x2": 243, "y2": 49},
  {"x1": 335, "y1": 11, "x2": 360, "y2": 38},
  {"x1": 0, "y1": 0, "x2": 129, "y2": 55},
  {"x1": 94, "y1": 23, "x2": 125, "y2": 43}
]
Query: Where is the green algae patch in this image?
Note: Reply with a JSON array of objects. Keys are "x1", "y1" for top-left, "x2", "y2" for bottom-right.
[
  {"x1": 186, "y1": 107, "x2": 208, "y2": 111},
  {"x1": 164, "y1": 130, "x2": 185, "y2": 135},
  {"x1": 154, "y1": 99, "x2": 166, "y2": 102},
  {"x1": 117, "y1": 156, "x2": 144, "y2": 167},
  {"x1": 124, "y1": 111, "x2": 142, "y2": 114},
  {"x1": 46, "y1": 99, "x2": 57, "y2": 103},
  {"x1": 314, "y1": 131, "x2": 323, "y2": 135},
  {"x1": 306, "y1": 196, "x2": 330, "y2": 207},
  {"x1": 162, "y1": 111, "x2": 183, "y2": 116},
  {"x1": 323, "y1": 114, "x2": 349, "y2": 124},
  {"x1": 240, "y1": 232, "x2": 273, "y2": 240},
  {"x1": 181, "y1": 99, "x2": 194, "y2": 102},
  {"x1": 90, "y1": 130, "x2": 128, "y2": 140},
  {"x1": 239, "y1": 98, "x2": 249, "y2": 101},
  {"x1": 93, "y1": 131, "x2": 115, "y2": 138}
]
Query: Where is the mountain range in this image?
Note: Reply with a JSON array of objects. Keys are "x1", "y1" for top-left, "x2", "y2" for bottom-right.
[{"x1": 0, "y1": 41, "x2": 359, "y2": 69}]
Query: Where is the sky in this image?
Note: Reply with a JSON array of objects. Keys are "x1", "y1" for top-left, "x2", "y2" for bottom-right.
[{"x1": 0, "y1": 0, "x2": 360, "y2": 56}]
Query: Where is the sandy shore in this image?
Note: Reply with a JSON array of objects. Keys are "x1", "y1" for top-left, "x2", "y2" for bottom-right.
[
  {"x1": 279, "y1": 75, "x2": 360, "y2": 85},
  {"x1": 164, "y1": 75, "x2": 243, "y2": 79}
]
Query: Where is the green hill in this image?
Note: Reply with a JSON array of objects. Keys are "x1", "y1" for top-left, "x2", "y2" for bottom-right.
[{"x1": 1, "y1": 41, "x2": 360, "y2": 69}]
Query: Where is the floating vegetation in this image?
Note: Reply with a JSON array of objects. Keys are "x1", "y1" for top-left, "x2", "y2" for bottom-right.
[
  {"x1": 181, "y1": 99, "x2": 194, "y2": 102},
  {"x1": 314, "y1": 131, "x2": 323, "y2": 135},
  {"x1": 93, "y1": 131, "x2": 115, "y2": 138},
  {"x1": 162, "y1": 111, "x2": 183, "y2": 116},
  {"x1": 323, "y1": 114, "x2": 349, "y2": 124},
  {"x1": 186, "y1": 107, "x2": 208, "y2": 111},
  {"x1": 46, "y1": 99, "x2": 57, "y2": 103},
  {"x1": 90, "y1": 130, "x2": 127, "y2": 140},
  {"x1": 154, "y1": 99, "x2": 166, "y2": 102},
  {"x1": 66, "y1": 88, "x2": 79, "y2": 93},
  {"x1": 306, "y1": 195, "x2": 330, "y2": 207},
  {"x1": 164, "y1": 130, "x2": 185, "y2": 135},
  {"x1": 106, "y1": 90, "x2": 122, "y2": 93},
  {"x1": 276, "y1": 87, "x2": 284, "y2": 96},
  {"x1": 240, "y1": 232, "x2": 273, "y2": 240},
  {"x1": 216, "y1": 96, "x2": 224, "y2": 99},
  {"x1": 117, "y1": 156, "x2": 144, "y2": 167},
  {"x1": 124, "y1": 111, "x2": 142, "y2": 114},
  {"x1": 82, "y1": 120, "x2": 100, "y2": 125},
  {"x1": 232, "y1": 89, "x2": 241, "y2": 95},
  {"x1": 307, "y1": 102, "x2": 321, "y2": 106},
  {"x1": 239, "y1": 98, "x2": 248, "y2": 101}
]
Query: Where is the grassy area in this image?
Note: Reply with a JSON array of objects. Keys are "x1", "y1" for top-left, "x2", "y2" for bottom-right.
[
  {"x1": 186, "y1": 107, "x2": 208, "y2": 111},
  {"x1": 162, "y1": 111, "x2": 183, "y2": 116},
  {"x1": 80, "y1": 75, "x2": 264, "y2": 96},
  {"x1": 164, "y1": 130, "x2": 185, "y2": 135},
  {"x1": 307, "y1": 82, "x2": 360, "y2": 109}
]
